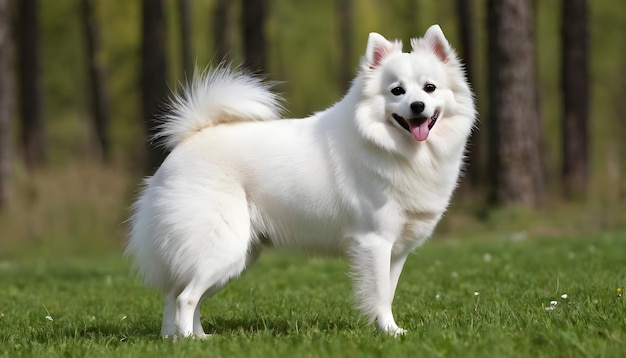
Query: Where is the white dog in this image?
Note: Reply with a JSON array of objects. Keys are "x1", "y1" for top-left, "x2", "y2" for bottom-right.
[{"x1": 127, "y1": 24, "x2": 476, "y2": 338}]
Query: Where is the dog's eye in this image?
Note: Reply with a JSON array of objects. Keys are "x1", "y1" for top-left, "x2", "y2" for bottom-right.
[
  {"x1": 423, "y1": 83, "x2": 436, "y2": 93},
  {"x1": 390, "y1": 86, "x2": 405, "y2": 96}
]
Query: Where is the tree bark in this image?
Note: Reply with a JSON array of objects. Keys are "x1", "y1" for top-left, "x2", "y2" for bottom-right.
[
  {"x1": 241, "y1": 0, "x2": 267, "y2": 73},
  {"x1": 178, "y1": 0, "x2": 193, "y2": 76},
  {"x1": 141, "y1": 0, "x2": 169, "y2": 172},
  {"x1": 0, "y1": 0, "x2": 13, "y2": 209},
  {"x1": 561, "y1": 0, "x2": 589, "y2": 199},
  {"x1": 456, "y1": 0, "x2": 480, "y2": 188},
  {"x1": 17, "y1": 0, "x2": 45, "y2": 168},
  {"x1": 336, "y1": 0, "x2": 353, "y2": 93},
  {"x1": 487, "y1": 0, "x2": 545, "y2": 206},
  {"x1": 81, "y1": 0, "x2": 112, "y2": 163},
  {"x1": 212, "y1": 0, "x2": 232, "y2": 63}
]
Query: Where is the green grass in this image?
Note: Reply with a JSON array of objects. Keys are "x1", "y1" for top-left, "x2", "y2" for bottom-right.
[{"x1": 1, "y1": 232, "x2": 625, "y2": 357}]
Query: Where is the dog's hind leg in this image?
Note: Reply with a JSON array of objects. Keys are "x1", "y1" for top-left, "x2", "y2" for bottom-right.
[
  {"x1": 176, "y1": 279, "x2": 212, "y2": 338},
  {"x1": 190, "y1": 242, "x2": 263, "y2": 337},
  {"x1": 171, "y1": 189, "x2": 253, "y2": 338},
  {"x1": 189, "y1": 242, "x2": 262, "y2": 338},
  {"x1": 161, "y1": 290, "x2": 178, "y2": 338},
  {"x1": 175, "y1": 245, "x2": 251, "y2": 338},
  {"x1": 166, "y1": 283, "x2": 229, "y2": 339},
  {"x1": 192, "y1": 304, "x2": 207, "y2": 337},
  {"x1": 192, "y1": 304, "x2": 204, "y2": 337},
  {"x1": 191, "y1": 284, "x2": 223, "y2": 337}
]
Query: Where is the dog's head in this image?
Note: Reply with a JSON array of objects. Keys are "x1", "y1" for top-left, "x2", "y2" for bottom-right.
[{"x1": 355, "y1": 25, "x2": 475, "y2": 154}]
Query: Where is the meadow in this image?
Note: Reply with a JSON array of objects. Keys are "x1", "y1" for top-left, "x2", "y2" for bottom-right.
[
  {"x1": 2, "y1": 2, "x2": 625, "y2": 355},
  {"x1": 1, "y1": 168, "x2": 625, "y2": 358}
]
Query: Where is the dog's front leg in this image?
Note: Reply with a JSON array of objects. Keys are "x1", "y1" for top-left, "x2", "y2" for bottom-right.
[
  {"x1": 389, "y1": 252, "x2": 409, "y2": 303},
  {"x1": 348, "y1": 236, "x2": 406, "y2": 336}
]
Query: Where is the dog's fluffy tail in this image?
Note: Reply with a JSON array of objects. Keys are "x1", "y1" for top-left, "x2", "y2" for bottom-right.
[{"x1": 155, "y1": 66, "x2": 283, "y2": 149}]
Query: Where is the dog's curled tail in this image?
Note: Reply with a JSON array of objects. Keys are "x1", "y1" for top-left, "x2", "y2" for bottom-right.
[{"x1": 155, "y1": 66, "x2": 283, "y2": 149}]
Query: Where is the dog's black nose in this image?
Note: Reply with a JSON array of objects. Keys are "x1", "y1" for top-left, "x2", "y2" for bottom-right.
[{"x1": 410, "y1": 101, "x2": 425, "y2": 114}]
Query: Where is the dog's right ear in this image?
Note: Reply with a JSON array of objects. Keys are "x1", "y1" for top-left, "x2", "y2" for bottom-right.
[
  {"x1": 365, "y1": 33, "x2": 400, "y2": 69},
  {"x1": 417, "y1": 24, "x2": 452, "y2": 63}
]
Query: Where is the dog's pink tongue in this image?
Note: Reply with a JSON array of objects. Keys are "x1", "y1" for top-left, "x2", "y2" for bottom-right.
[{"x1": 410, "y1": 121, "x2": 430, "y2": 141}]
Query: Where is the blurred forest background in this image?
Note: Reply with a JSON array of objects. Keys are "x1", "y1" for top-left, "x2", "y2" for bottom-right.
[{"x1": 0, "y1": 0, "x2": 624, "y2": 255}]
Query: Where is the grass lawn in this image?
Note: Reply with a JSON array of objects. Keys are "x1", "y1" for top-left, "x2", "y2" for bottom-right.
[{"x1": 1, "y1": 231, "x2": 625, "y2": 357}]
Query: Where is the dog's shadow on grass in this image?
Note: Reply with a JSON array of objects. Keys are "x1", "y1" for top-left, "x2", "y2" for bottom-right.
[
  {"x1": 204, "y1": 316, "x2": 362, "y2": 336},
  {"x1": 62, "y1": 315, "x2": 362, "y2": 341},
  {"x1": 57, "y1": 318, "x2": 363, "y2": 343}
]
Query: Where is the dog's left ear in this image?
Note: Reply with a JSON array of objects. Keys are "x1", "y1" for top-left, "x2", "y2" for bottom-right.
[{"x1": 412, "y1": 24, "x2": 451, "y2": 63}]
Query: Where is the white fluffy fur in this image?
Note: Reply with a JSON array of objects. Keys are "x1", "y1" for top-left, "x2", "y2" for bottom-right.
[
  {"x1": 154, "y1": 67, "x2": 283, "y2": 149},
  {"x1": 127, "y1": 24, "x2": 476, "y2": 338}
]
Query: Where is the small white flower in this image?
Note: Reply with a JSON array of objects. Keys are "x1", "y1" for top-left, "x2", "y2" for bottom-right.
[
  {"x1": 474, "y1": 291, "x2": 480, "y2": 296},
  {"x1": 42, "y1": 304, "x2": 53, "y2": 322},
  {"x1": 561, "y1": 294, "x2": 568, "y2": 299},
  {"x1": 545, "y1": 300, "x2": 558, "y2": 311},
  {"x1": 435, "y1": 293, "x2": 441, "y2": 300}
]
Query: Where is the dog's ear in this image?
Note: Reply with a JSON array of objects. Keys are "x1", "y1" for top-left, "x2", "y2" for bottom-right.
[
  {"x1": 412, "y1": 24, "x2": 451, "y2": 63},
  {"x1": 365, "y1": 33, "x2": 400, "y2": 69}
]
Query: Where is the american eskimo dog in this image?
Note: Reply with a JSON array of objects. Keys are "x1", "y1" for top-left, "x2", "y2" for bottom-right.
[{"x1": 127, "y1": 24, "x2": 476, "y2": 338}]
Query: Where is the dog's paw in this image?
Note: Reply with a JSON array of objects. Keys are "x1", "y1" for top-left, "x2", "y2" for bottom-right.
[
  {"x1": 378, "y1": 321, "x2": 407, "y2": 337},
  {"x1": 390, "y1": 327, "x2": 407, "y2": 337},
  {"x1": 384, "y1": 324, "x2": 407, "y2": 337},
  {"x1": 165, "y1": 332, "x2": 211, "y2": 341},
  {"x1": 193, "y1": 332, "x2": 211, "y2": 340}
]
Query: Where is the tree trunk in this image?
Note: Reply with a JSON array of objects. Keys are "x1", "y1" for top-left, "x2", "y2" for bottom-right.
[
  {"x1": 212, "y1": 0, "x2": 232, "y2": 63},
  {"x1": 486, "y1": 0, "x2": 545, "y2": 206},
  {"x1": 0, "y1": 0, "x2": 13, "y2": 209},
  {"x1": 336, "y1": 0, "x2": 353, "y2": 93},
  {"x1": 17, "y1": 0, "x2": 45, "y2": 168},
  {"x1": 561, "y1": 0, "x2": 589, "y2": 199},
  {"x1": 178, "y1": 0, "x2": 193, "y2": 76},
  {"x1": 241, "y1": 0, "x2": 267, "y2": 73},
  {"x1": 456, "y1": 0, "x2": 480, "y2": 188},
  {"x1": 141, "y1": 0, "x2": 169, "y2": 172},
  {"x1": 81, "y1": 0, "x2": 111, "y2": 163}
]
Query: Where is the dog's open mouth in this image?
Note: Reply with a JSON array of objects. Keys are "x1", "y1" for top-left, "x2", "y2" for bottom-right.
[{"x1": 392, "y1": 110, "x2": 440, "y2": 141}]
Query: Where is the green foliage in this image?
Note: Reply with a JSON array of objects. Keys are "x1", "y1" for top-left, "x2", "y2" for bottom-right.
[
  {"x1": 31, "y1": 0, "x2": 626, "y2": 201},
  {"x1": 1, "y1": 234, "x2": 625, "y2": 357}
]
